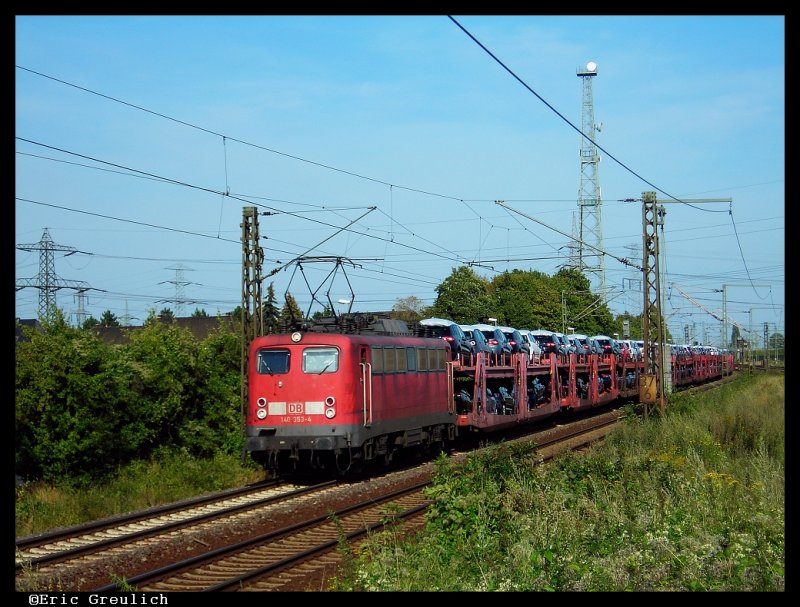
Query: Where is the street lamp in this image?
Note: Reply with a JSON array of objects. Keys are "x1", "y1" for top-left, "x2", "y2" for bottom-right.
[
  {"x1": 488, "y1": 317, "x2": 498, "y2": 326},
  {"x1": 567, "y1": 326, "x2": 575, "y2": 334}
]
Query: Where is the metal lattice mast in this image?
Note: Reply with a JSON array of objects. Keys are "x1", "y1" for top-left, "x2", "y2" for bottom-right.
[
  {"x1": 641, "y1": 192, "x2": 667, "y2": 415},
  {"x1": 241, "y1": 207, "x2": 264, "y2": 450},
  {"x1": 576, "y1": 61, "x2": 605, "y2": 293},
  {"x1": 16, "y1": 228, "x2": 90, "y2": 322},
  {"x1": 121, "y1": 300, "x2": 135, "y2": 326},
  {"x1": 161, "y1": 265, "x2": 196, "y2": 317},
  {"x1": 173, "y1": 266, "x2": 188, "y2": 317},
  {"x1": 241, "y1": 207, "x2": 264, "y2": 347},
  {"x1": 721, "y1": 282, "x2": 769, "y2": 350},
  {"x1": 73, "y1": 289, "x2": 90, "y2": 327},
  {"x1": 567, "y1": 211, "x2": 581, "y2": 269}
]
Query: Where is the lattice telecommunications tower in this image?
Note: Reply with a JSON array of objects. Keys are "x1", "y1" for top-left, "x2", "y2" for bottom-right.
[{"x1": 574, "y1": 61, "x2": 605, "y2": 293}]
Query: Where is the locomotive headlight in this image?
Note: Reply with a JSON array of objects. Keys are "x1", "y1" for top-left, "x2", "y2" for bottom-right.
[
  {"x1": 325, "y1": 407, "x2": 336, "y2": 419},
  {"x1": 256, "y1": 408, "x2": 267, "y2": 420},
  {"x1": 257, "y1": 397, "x2": 267, "y2": 408},
  {"x1": 325, "y1": 396, "x2": 336, "y2": 406}
]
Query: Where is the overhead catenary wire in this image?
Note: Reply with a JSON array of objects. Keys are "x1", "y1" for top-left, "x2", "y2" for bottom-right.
[
  {"x1": 16, "y1": 33, "x2": 781, "y2": 326},
  {"x1": 496, "y1": 200, "x2": 642, "y2": 272},
  {"x1": 17, "y1": 62, "x2": 762, "y2": 267},
  {"x1": 16, "y1": 138, "x2": 469, "y2": 265},
  {"x1": 446, "y1": 16, "x2": 734, "y2": 214}
]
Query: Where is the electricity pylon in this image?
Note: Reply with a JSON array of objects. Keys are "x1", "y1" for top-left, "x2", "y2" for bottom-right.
[{"x1": 16, "y1": 228, "x2": 90, "y2": 323}]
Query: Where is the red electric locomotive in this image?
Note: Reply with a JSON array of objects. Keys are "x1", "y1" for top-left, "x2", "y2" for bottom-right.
[{"x1": 245, "y1": 330, "x2": 456, "y2": 475}]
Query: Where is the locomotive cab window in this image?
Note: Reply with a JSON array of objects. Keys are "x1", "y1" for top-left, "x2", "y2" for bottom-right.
[
  {"x1": 257, "y1": 349, "x2": 290, "y2": 375},
  {"x1": 302, "y1": 347, "x2": 339, "y2": 374}
]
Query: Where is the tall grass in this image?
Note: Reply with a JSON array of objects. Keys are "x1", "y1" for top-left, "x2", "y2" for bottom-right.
[
  {"x1": 15, "y1": 448, "x2": 264, "y2": 537},
  {"x1": 333, "y1": 373, "x2": 784, "y2": 591}
]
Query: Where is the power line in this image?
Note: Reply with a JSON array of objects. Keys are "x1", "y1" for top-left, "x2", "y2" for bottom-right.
[
  {"x1": 16, "y1": 46, "x2": 781, "y2": 323},
  {"x1": 17, "y1": 139, "x2": 470, "y2": 265},
  {"x1": 447, "y1": 16, "x2": 735, "y2": 213},
  {"x1": 17, "y1": 197, "x2": 241, "y2": 245},
  {"x1": 16, "y1": 65, "x2": 466, "y2": 203}
]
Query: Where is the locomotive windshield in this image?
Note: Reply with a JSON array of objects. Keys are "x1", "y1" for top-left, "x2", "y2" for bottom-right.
[
  {"x1": 257, "y1": 349, "x2": 290, "y2": 375},
  {"x1": 302, "y1": 347, "x2": 339, "y2": 374}
]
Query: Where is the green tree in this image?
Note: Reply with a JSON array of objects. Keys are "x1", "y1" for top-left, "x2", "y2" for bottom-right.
[
  {"x1": 182, "y1": 327, "x2": 243, "y2": 455},
  {"x1": 429, "y1": 266, "x2": 496, "y2": 324},
  {"x1": 552, "y1": 268, "x2": 615, "y2": 336},
  {"x1": 391, "y1": 296, "x2": 428, "y2": 323},
  {"x1": 612, "y1": 311, "x2": 673, "y2": 342},
  {"x1": 768, "y1": 332, "x2": 784, "y2": 350},
  {"x1": 100, "y1": 310, "x2": 119, "y2": 327},
  {"x1": 15, "y1": 310, "x2": 132, "y2": 483},
  {"x1": 229, "y1": 305, "x2": 242, "y2": 319},
  {"x1": 16, "y1": 307, "x2": 246, "y2": 485},
  {"x1": 311, "y1": 305, "x2": 333, "y2": 320},
  {"x1": 123, "y1": 315, "x2": 200, "y2": 452},
  {"x1": 159, "y1": 308, "x2": 175, "y2": 323},
  {"x1": 279, "y1": 293, "x2": 304, "y2": 331},
  {"x1": 191, "y1": 308, "x2": 209, "y2": 317},
  {"x1": 490, "y1": 269, "x2": 561, "y2": 329},
  {"x1": 614, "y1": 311, "x2": 644, "y2": 339},
  {"x1": 730, "y1": 325, "x2": 741, "y2": 349},
  {"x1": 81, "y1": 316, "x2": 100, "y2": 330},
  {"x1": 263, "y1": 283, "x2": 281, "y2": 334}
]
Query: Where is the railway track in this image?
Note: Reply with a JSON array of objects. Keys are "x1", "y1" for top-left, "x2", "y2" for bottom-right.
[
  {"x1": 15, "y1": 479, "x2": 342, "y2": 568},
  {"x1": 92, "y1": 482, "x2": 432, "y2": 592},
  {"x1": 102, "y1": 416, "x2": 620, "y2": 592},
  {"x1": 16, "y1": 411, "x2": 621, "y2": 593},
  {"x1": 17, "y1": 376, "x2": 736, "y2": 592},
  {"x1": 15, "y1": 479, "x2": 347, "y2": 588}
]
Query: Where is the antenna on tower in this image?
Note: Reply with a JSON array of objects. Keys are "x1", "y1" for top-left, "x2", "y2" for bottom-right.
[{"x1": 576, "y1": 61, "x2": 606, "y2": 293}]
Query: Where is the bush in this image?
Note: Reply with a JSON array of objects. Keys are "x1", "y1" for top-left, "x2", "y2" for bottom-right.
[{"x1": 15, "y1": 313, "x2": 244, "y2": 485}]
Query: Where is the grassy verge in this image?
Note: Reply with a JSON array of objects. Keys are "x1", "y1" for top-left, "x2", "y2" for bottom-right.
[
  {"x1": 332, "y1": 372, "x2": 784, "y2": 591},
  {"x1": 15, "y1": 449, "x2": 264, "y2": 537}
]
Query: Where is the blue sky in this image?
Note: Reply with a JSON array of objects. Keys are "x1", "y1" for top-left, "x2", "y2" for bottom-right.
[{"x1": 15, "y1": 15, "x2": 784, "y2": 347}]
